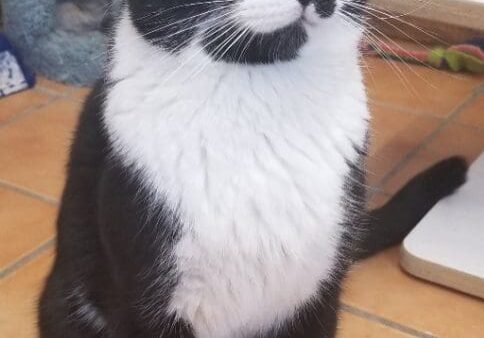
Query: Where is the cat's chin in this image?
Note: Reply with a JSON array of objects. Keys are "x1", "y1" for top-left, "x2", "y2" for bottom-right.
[{"x1": 201, "y1": 22, "x2": 308, "y2": 64}]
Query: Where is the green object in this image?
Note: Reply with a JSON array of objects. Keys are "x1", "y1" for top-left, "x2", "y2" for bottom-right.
[
  {"x1": 442, "y1": 49, "x2": 484, "y2": 73},
  {"x1": 427, "y1": 48, "x2": 446, "y2": 68},
  {"x1": 364, "y1": 41, "x2": 484, "y2": 74}
]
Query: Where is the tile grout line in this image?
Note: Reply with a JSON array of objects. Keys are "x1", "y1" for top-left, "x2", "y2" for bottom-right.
[
  {"x1": 66, "y1": 87, "x2": 95, "y2": 104},
  {"x1": 35, "y1": 79, "x2": 80, "y2": 96},
  {"x1": 369, "y1": 100, "x2": 449, "y2": 120},
  {"x1": 36, "y1": 85, "x2": 88, "y2": 105},
  {"x1": 0, "y1": 84, "x2": 84, "y2": 130},
  {"x1": 0, "y1": 179, "x2": 59, "y2": 206},
  {"x1": 34, "y1": 86, "x2": 67, "y2": 97},
  {"x1": 369, "y1": 78, "x2": 483, "y2": 119},
  {"x1": 374, "y1": 90, "x2": 482, "y2": 190},
  {"x1": 0, "y1": 238, "x2": 55, "y2": 280},
  {"x1": 369, "y1": 83, "x2": 483, "y2": 193},
  {"x1": 452, "y1": 120, "x2": 484, "y2": 132},
  {"x1": 340, "y1": 303, "x2": 439, "y2": 338},
  {"x1": 474, "y1": 84, "x2": 484, "y2": 95},
  {"x1": 0, "y1": 95, "x2": 62, "y2": 130},
  {"x1": 366, "y1": 189, "x2": 392, "y2": 209},
  {"x1": 0, "y1": 84, "x2": 79, "y2": 279},
  {"x1": 366, "y1": 186, "x2": 390, "y2": 202},
  {"x1": 64, "y1": 94, "x2": 87, "y2": 104}
]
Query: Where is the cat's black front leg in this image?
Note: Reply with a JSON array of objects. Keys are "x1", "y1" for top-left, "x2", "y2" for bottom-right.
[
  {"x1": 97, "y1": 164, "x2": 194, "y2": 338},
  {"x1": 39, "y1": 82, "x2": 110, "y2": 338}
]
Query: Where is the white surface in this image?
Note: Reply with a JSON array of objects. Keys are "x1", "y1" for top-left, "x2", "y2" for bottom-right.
[
  {"x1": 0, "y1": 51, "x2": 28, "y2": 97},
  {"x1": 402, "y1": 153, "x2": 484, "y2": 297}
]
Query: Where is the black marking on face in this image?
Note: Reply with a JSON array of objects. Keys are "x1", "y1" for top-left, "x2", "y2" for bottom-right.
[
  {"x1": 202, "y1": 22, "x2": 308, "y2": 64},
  {"x1": 314, "y1": 0, "x2": 337, "y2": 17},
  {"x1": 128, "y1": 0, "x2": 217, "y2": 51},
  {"x1": 126, "y1": 0, "x2": 360, "y2": 64}
]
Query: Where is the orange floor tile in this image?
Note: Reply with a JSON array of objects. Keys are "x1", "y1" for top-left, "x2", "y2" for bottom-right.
[
  {"x1": 0, "y1": 54, "x2": 483, "y2": 338},
  {"x1": 0, "y1": 100, "x2": 81, "y2": 199}
]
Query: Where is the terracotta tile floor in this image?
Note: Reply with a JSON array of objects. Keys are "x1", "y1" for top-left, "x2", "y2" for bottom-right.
[{"x1": 0, "y1": 58, "x2": 483, "y2": 338}]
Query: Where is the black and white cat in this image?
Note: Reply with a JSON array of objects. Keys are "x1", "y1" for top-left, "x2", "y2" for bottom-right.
[{"x1": 39, "y1": 0, "x2": 467, "y2": 337}]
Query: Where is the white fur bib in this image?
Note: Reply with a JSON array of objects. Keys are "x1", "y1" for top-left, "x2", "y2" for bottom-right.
[{"x1": 104, "y1": 13, "x2": 368, "y2": 338}]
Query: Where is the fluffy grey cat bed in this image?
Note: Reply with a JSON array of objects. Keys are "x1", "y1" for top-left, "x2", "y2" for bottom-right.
[{"x1": 1, "y1": 0, "x2": 107, "y2": 86}]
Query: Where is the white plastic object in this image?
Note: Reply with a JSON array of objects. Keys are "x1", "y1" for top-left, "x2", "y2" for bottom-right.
[{"x1": 401, "y1": 152, "x2": 484, "y2": 299}]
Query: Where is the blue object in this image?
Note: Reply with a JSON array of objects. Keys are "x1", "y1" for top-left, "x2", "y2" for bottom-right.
[
  {"x1": 1, "y1": 0, "x2": 106, "y2": 86},
  {"x1": 0, "y1": 33, "x2": 35, "y2": 97}
]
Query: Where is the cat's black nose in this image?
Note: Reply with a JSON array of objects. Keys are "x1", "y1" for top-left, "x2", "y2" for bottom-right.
[{"x1": 298, "y1": 0, "x2": 311, "y2": 7}]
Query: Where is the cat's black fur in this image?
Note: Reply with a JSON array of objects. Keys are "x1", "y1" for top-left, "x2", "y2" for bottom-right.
[
  {"x1": 39, "y1": 1, "x2": 469, "y2": 337},
  {"x1": 128, "y1": 0, "x2": 336, "y2": 63}
]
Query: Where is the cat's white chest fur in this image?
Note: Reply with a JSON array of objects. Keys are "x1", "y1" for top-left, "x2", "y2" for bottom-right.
[{"x1": 104, "y1": 15, "x2": 368, "y2": 338}]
